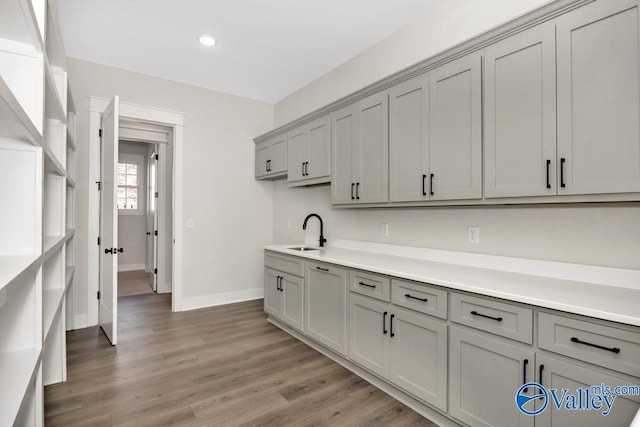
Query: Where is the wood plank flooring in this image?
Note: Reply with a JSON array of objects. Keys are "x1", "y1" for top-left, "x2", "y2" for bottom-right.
[
  {"x1": 44, "y1": 294, "x2": 437, "y2": 426},
  {"x1": 117, "y1": 270, "x2": 154, "y2": 297}
]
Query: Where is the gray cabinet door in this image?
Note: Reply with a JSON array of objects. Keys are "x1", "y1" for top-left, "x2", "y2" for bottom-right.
[
  {"x1": 449, "y1": 326, "x2": 534, "y2": 427},
  {"x1": 307, "y1": 115, "x2": 330, "y2": 180},
  {"x1": 536, "y1": 353, "x2": 640, "y2": 427},
  {"x1": 287, "y1": 126, "x2": 307, "y2": 183},
  {"x1": 388, "y1": 306, "x2": 448, "y2": 411},
  {"x1": 270, "y1": 135, "x2": 287, "y2": 175},
  {"x1": 557, "y1": 0, "x2": 640, "y2": 195},
  {"x1": 305, "y1": 262, "x2": 347, "y2": 355},
  {"x1": 484, "y1": 23, "x2": 556, "y2": 198},
  {"x1": 429, "y1": 52, "x2": 482, "y2": 201},
  {"x1": 281, "y1": 273, "x2": 304, "y2": 332},
  {"x1": 389, "y1": 74, "x2": 429, "y2": 202},
  {"x1": 356, "y1": 91, "x2": 389, "y2": 203},
  {"x1": 264, "y1": 268, "x2": 281, "y2": 318},
  {"x1": 255, "y1": 142, "x2": 271, "y2": 178},
  {"x1": 331, "y1": 104, "x2": 357, "y2": 204},
  {"x1": 349, "y1": 293, "x2": 389, "y2": 378}
]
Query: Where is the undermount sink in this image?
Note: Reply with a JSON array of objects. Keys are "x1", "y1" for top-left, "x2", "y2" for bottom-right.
[{"x1": 288, "y1": 246, "x2": 319, "y2": 251}]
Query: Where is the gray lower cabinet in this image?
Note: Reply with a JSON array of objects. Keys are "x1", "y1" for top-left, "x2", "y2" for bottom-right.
[
  {"x1": 449, "y1": 326, "x2": 534, "y2": 427},
  {"x1": 304, "y1": 262, "x2": 347, "y2": 355},
  {"x1": 535, "y1": 353, "x2": 640, "y2": 426},
  {"x1": 349, "y1": 293, "x2": 448, "y2": 411},
  {"x1": 264, "y1": 267, "x2": 304, "y2": 331}
]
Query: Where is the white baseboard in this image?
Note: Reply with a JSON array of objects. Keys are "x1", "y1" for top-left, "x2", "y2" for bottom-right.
[
  {"x1": 176, "y1": 287, "x2": 264, "y2": 312},
  {"x1": 118, "y1": 263, "x2": 146, "y2": 272}
]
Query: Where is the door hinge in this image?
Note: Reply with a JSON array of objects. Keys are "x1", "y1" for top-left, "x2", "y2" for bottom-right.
[
  {"x1": 96, "y1": 181, "x2": 101, "y2": 191},
  {"x1": 155, "y1": 154, "x2": 158, "y2": 160},
  {"x1": 155, "y1": 192, "x2": 159, "y2": 198},
  {"x1": 154, "y1": 230, "x2": 158, "y2": 236},
  {"x1": 97, "y1": 291, "x2": 101, "y2": 300},
  {"x1": 154, "y1": 268, "x2": 157, "y2": 275},
  {"x1": 97, "y1": 236, "x2": 101, "y2": 245},
  {"x1": 99, "y1": 129, "x2": 102, "y2": 138}
]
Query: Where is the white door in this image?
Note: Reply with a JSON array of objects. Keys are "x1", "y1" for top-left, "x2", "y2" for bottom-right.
[
  {"x1": 99, "y1": 95, "x2": 119, "y2": 345},
  {"x1": 147, "y1": 148, "x2": 157, "y2": 291}
]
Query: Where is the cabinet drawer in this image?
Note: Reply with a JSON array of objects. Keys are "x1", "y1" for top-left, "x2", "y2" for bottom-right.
[
  {"x1": 265, "y1": 252, "x2": 304, "y2": 277},
  {"x1": 538, "y1": 312, "x2": 640, "y2": 377},
  {"x1": 391, "y1": 279, "x2": 447, "y2": 320},
  {"x1": 349, "y1": 270, "x2": 390, "y2": 302},
  {"x1": 450, "y1": 293, "x2": 533, "y2": 344}
]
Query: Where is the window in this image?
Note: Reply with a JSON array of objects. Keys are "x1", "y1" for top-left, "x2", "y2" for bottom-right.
[{"x1": 117, "y1": 161, "x2": 139, "y2": 210}]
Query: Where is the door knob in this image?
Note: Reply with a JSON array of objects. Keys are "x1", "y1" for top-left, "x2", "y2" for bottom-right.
[
  {"x1": 105, "y1": 248, "x2": 113, "y2": 254},
  {"x1": 117, "y1": 248, "x2": 124, "y2": 253}
]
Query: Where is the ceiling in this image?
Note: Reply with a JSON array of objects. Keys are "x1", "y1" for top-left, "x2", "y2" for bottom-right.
[{"x1": 56, "y1": 0, "x2": 439, "y2": 103}]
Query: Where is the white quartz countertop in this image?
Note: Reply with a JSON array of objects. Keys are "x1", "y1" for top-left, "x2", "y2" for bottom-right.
[{"x1": 264, "y1": 240, "x2": 640, "y2": 327}]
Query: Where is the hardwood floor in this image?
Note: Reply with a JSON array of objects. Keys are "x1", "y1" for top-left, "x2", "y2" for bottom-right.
[
  {"x1": 118, "y1": 270, "x2": 154, "y2": 297},
  {"x1": 44, "y1": 294, "x2": 437, "y2": 426}
]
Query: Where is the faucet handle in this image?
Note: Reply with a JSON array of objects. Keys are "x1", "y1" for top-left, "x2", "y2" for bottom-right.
[{"x1": 319, "y1": 236, "x2": 327, "y2": 247}]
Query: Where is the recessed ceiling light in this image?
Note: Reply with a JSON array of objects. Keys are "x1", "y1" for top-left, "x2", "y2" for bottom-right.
[{"x1": 199, "y1": 34, "x2": 216, "y2": 47}]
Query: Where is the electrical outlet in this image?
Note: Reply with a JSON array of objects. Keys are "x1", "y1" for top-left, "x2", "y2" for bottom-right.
[
  {"x1": 468, "y1": 226, "x2": 479, "y2": 244},
  {"x1": 287, "y1": 219, "x2": 291, "y2": 229},
  {"x1": 381, "y1": 223, "x2": 389, "y2": 237}
]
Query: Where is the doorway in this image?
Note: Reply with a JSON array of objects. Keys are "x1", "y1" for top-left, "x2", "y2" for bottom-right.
[
  {"x1": 88, "y1": 96, "x2": 185, "y2": 345},
  {"x1": 116, "y1": 137, "x2": 168, "y2": 297}
]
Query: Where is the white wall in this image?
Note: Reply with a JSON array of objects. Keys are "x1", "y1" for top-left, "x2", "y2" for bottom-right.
[
  {"x1": 69, "y1": 58, "x2": 274, "y2": 322},
  {"x1": 117, "y1": 141, "x2": 147, "y2": 272},
  {"x1": 273, "y1": 0, "x2": 640, "y2": 270},
  {"x1": 275, "y1": 0, "x2": 552, "y2": 125}
]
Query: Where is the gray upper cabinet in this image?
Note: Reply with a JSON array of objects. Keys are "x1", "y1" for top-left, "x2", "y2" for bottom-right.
[
  {"x1": 255, "y1": 135, "x2": 287, "y2": 179},
  {"x1": 484, "y1": 23, "x2": 557, "y2": 198},
  {"x1": 332, "y1": 92, "x2": 389, "y2": 204},
  {"x1": 331, "y1": 103, "x2": 357, "y2": 204},
  {"x1": 556, "y1": 0, "x2": 640, "y2": 195},
  {"x1": 389, "y1": 52, "x2": 482, "y2": 203},
  {"x1": 429, "y1": 52, "x2": 482, "y2": 201},
  {"x1": 287, "y1": 115, "x2": 331, "y2": 186},
  {"x1": 389, "y1": 74, "x2": 429, "y2": 202}
]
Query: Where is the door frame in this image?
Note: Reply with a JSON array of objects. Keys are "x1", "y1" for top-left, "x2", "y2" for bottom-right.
[{"x1": 87, "y1": 96, "x2": 184, "y2": 327}]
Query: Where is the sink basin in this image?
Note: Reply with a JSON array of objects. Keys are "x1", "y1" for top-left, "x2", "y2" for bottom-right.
[{"x1": 288, "y1": 246, "x2": 319, "y2": 251}]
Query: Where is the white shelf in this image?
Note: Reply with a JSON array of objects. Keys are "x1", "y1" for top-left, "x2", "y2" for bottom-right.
[
  {"x1": 66, "y1": 126, "x2": 76, "y2": 151},
  {"x1": 65, "y1": 266, "x2": 75, "y2": 289},
  {"x1": 0, "y1": 254, "x2": 40, "y2": 294},
  {"x1": 43, "y1": 145, "x2": 65, "y2": 176},
  {"x1": 0, "y1": 0, "x2": 44, "y2": 52},
  {"x1": 0, "y1": 348, "x2": 41, "y2": 427},
  {"x1": 65, "y1": 229, "x2": 74, "y2": 242},
  {"x1": 66, "y1": 175, "x2": 75, "y2": 188},
  {"x1": 43, "y1": 235, "x2": 65, "y2": 262},
  {"x1": 43, "y1": 289, "x2": 64, "y2": 340},
  {"x1": 0, "y1": 74, "x2": 42, "y2": 145},
  {"x1": 44, "y1": 61, "x2": 66, "y2": 123}
]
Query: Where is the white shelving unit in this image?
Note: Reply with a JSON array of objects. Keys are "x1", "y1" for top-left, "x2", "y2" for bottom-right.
[{"x1": 0, "y1": 0, "x2": 73, "y2": 424}]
